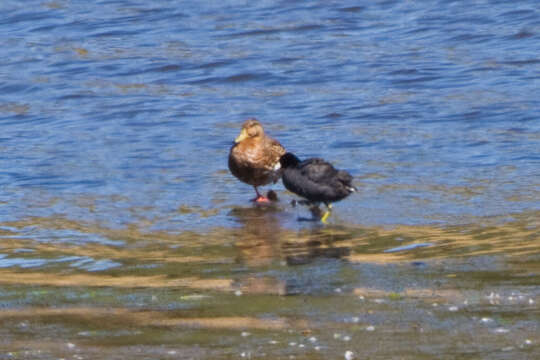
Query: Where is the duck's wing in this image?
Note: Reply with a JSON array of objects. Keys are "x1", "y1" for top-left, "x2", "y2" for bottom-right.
[
  {"x1": 261, "y1": 136, "x2": 286, "y2": 171},
  {"x1": 231, "y1": 137, "x2": 283, "y2": 167}
]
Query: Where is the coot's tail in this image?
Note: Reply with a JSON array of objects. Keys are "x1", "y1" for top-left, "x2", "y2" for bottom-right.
[{"x1": 336, "y1": 170, "x2": 356, "y2": 192}]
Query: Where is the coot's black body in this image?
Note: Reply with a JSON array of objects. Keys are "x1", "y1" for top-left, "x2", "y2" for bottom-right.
[{"x1": 279, "y1": 153, "x2": 356, "y2": 206}]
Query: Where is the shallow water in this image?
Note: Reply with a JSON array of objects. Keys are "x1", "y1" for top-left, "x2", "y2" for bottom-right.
[
  {"x1": 0, "y1": 210, "x2": 539, "y2": 359},
  {"x1": 1, "y1": 0, "x2": 539, "y2": 359}
]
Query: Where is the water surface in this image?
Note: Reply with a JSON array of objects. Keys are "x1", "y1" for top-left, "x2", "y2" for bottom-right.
[{"x1": 0, "y1": 0, "x2": 539, "y2": 358}]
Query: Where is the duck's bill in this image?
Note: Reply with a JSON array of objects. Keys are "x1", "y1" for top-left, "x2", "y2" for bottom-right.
[{"x1": 235, "y1": 129, "x2": 248, "y2": 143}]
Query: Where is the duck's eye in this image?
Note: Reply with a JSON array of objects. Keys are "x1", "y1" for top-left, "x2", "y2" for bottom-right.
[{"x1": 247, "y1": 126, "x2": 259, "y2": 137}]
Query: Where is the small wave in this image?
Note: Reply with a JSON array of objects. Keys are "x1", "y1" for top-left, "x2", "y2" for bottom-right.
[{"x1": 383, "y1": 243, "x2": 433, "y2": 253}]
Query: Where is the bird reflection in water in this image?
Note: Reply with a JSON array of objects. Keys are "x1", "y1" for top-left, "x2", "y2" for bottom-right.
[
  {"x1": 281, "y1": 227, "x2": 351, "y2": 266},
  {"x1": 229, "y1": 205, "x2": 284, "y2": 267},
  {"x1": 228, "y1": 205, "x2": 351, "y2": 295}
]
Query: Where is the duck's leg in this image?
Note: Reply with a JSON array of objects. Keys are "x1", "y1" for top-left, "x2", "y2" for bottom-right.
[
  {"x1": 321, "y1": 203, "x2": 333, "y2": 224},
  {"x1": 251, "y1": 186, "x2": 270, "y2": 203}
]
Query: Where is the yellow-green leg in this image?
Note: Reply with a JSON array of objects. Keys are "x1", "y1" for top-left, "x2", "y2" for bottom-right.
[{"x1": 321, "y1": 204, "x2": 332, "y2": 224}]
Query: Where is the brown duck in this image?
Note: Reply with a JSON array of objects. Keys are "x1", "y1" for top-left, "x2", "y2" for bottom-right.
[{"x1": 228, "y1": 118, "x2": 286, "y2": 202}]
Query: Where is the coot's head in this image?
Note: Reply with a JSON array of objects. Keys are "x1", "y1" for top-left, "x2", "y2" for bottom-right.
[{"x1": 279, "y1": 152, "x2": 301, "y2": 168}]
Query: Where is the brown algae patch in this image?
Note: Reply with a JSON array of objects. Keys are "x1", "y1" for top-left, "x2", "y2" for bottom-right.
[
  {"x1": 0, "y1": 307, "x2": 302, "y2": 331},
  {"x1": 0, "y1": 102, "x2": 31, "y2": 115},
  {"x1": 0, "y1": 271, "x2": 235, "y2": 291},
  {"x1": 1, "y1": 210, "x2": 538, "y2": 269},
  {"x1": 0, "y1": 211, "x2": 538, "y2": 359}
]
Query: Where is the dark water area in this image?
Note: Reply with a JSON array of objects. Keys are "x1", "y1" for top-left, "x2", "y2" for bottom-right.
[{"x1": 1, "y1": 0, "x2": 539, "y2": 359}]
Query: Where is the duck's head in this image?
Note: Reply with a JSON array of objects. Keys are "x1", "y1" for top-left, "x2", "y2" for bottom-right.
[
  {"x1": 279, "y1": 152, "x2": 301, "y2": 169},
  {"x1": 234, "y1": 118, "x2": 264, "y2": 143}
]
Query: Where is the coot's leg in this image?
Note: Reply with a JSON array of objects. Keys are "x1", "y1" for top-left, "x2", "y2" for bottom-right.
[
  {"x1": 321, "y1": 203, "x2": 333, "y2": 224},
  {"x1": 309, "y1": 203, "x2": 322, "y2": 219}
]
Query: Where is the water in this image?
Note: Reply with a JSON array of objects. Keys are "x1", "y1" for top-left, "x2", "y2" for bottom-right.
[{"x1": 1, "y1": 0, "x2": 539, "y2": 358}]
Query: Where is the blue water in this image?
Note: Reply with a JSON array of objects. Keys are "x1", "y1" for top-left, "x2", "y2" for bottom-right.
[
  {"x1": 1, "y1": 3, "x2": 540, "y2": 358},
  {"x1": 1, "y1": 0, "x2": 539, "y2": 230}
]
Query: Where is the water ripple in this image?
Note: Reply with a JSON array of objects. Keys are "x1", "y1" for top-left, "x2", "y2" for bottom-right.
[
  {"x1": 0, "y1": 1, "x2": 539, "y2": 358},
  {"x1": 0, "y1": 0, "x2": 538, "y2": 229}
]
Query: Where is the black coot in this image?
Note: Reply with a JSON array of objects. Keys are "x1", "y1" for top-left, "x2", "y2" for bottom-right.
[{"x1": 279, "y1": 152, "x2": 356, "y2": 223}]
